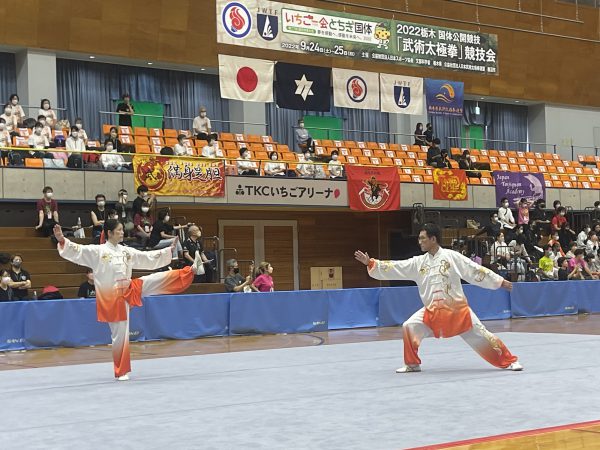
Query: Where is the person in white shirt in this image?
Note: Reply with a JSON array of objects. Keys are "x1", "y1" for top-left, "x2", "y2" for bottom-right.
[
  {"x1": 490, "y1": 232, "x2": 512, "y2": 268},
  {"x1": 328, "y1": 150, "x2": 344, "y2": 179},
  {"x1": 201, "y1": 136, "x2": 218, "y2": 158},
  {"x1": 27, "y1": 122, "x2": 50, "y2": 149},
  {"x1": 101, "y1": 141, "x2": 126, "y2": 171},
  {"x1": 236, "y1": 147, "x2": 258, "y2": 176},
  {"x1": 36, "y1": 115, "x2": 53, "y2": 143},
  {"x1": 192, "y1": 106, "x2": 217, "y2": 141},
  {"x1": 577, "y1": 224, "x2": 590, "y2": 249},
  {"x1": 73, "y1": 118, "x2": 89, "y2": 145},
  {"x1": 173, "y1": 134, "x2": 193, "y2": 157},
  {"x1": 0, "y1": 104, "x2": 17, "y2": 134},
  {"x1": 38, "y1": 99, "x2": 58, "y2": 129},
  {"x1": 8, "y1": 94, "x2": 25, "y2": 126},
  {"x1": 586, "y1": 231, "x2": 599, "y2": 258},
  {"x1": 66, "y1": 125, "x2": 86, "y2": 154},
  {"x1": 296, "y1": 149, "x2": 315, "y2": 178},
  {"x1": 264, "y1": 151, "x2": 286, "y2": 176},
  {"x1": 0, "y1": 119, "x2": 11, "y2": 148},
  {"x1": 497, "y1": 197, "x2": 516, "y2": 233}
]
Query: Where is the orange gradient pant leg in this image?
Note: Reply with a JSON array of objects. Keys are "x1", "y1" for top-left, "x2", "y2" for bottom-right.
[
  {"x1": 108, "y1": 303, "x2": 131, "y2": 378},
  {"x1": 460, "y1": 309, "x2": 518, "y2": 369},
  {"x1": 139, "y1": 266, "x2": 195, "y2": 296},
  {"x1": 402, "y1": 307, "x2": 433, "y2": 367}
]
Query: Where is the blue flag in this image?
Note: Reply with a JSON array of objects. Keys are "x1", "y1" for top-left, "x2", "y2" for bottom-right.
[{"x1": 425, "y1": 79, "x2": 464, "y2": 116}]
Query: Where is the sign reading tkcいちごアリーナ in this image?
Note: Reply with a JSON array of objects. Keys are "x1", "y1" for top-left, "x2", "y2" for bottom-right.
[{"x1": 217, "y1": 0, "x2": 499, "y2": 75}]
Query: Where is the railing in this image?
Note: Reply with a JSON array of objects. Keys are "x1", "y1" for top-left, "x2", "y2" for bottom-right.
[{"x1": 292, "y1": 125, "x2": 417, "y2": 146}]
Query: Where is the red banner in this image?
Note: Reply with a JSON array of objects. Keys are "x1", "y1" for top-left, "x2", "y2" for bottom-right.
[
  {"x1": 346, "y1": 166, "x2": 400, "y2": 211},
  {"x1": 432, "y1": 168, "x2": 468, "y2": 201}
]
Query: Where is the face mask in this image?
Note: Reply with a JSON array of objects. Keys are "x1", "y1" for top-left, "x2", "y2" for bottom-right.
[
  {"x1": 233, "y1": 268, "x2": 240, "y2": 274},
  {"x1": 97, "y1": 201, "x2": 105, "y2": 207},
  {"x1": 332, "y1": 155, "x2": 338, "y2": 160},
  {"x1": 121, "y1": 194, "x2": 127, "y2": 200},
  {"x1": 45, "y1": 192, "x2": 53, "y2": 198},
  {"x1": 71, "y1": 132, "x2": 79, "y2": 138},
  {"x1": 76, "y1": 123, "x2": 82, "y2": 129},
  {"x1": 243, "y1": 153, "x2": 250, "y2": 159},
  {"x1": 1, "y1": 276, "x2": 10, "y2": 284},
  {"x1": 106, "y1": 146, "x2": 114, "y2": 152},
  {"x1": 540, "y1": 204, "x2": 546, "y2": 209},
  {"x1": 141, "y1": 207, "x2": 150, "y2": 213},
  {"x1": 43, "y1": 103, "x2": 50, "y2": 110},
  {"x1": 35, "y1": 128, "x2": 42, "y2": 135},
  {"x1": 200, "y1": 112, "x2": 206, "y2": 117},
  {"x1": 11, "y1": 99, "x2": 17, "y2": 106},
  {"x1": 164, "y1": 215, "x2": 170, "y2": 222},
  {"x1": 12, "y1": 261, "x2": 21, "y2": 268},
  {"x1": 271, "y1": 156, "x2": 277, "y2": 161},
  {"x1": 4, "y1": 109, "x2": 11, "y2": 115},
  {"x1": 502, "y1": 202, "x2": 508, "y2": 207},
  {"x1": 299, "y1": 123, "x2": 305, "y2": 128},
  {"x1": 560, "y1": 212, "x2": 565, "y2": 216}
]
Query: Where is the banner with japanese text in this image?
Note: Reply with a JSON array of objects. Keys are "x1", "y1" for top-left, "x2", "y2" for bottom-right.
[
  {"x1": 133, "y1": 156, "x2": 225, "y2": 197},
  {"x1": 432, "y1": 168, "x2": 468, "y2": 201},
  {"x1": 216, "y1": 0, "x2": 499, "y2": 75},
  {"x1": 346, "y1": 166, "x2": 400, "y2": 211},
  {"x1": 425, "y1": 79, "x2": 464, "y2": 116},
  {"x1": 493, "y1": 171, "x2": 545, "y2": 207}
]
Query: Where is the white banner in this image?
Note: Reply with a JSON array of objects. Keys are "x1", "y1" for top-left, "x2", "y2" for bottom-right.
[
  {"x1": 332, "y1": 68, "x2": 380, "y2": 110},
  {"x1": 379, "y1": 73, "x2": 424, "y2": 115},
  {"x1": 227, "y1": 177, "x2": 348, "y2": 206},
  {"x1": 218, "y1": 54, "x2": 274, "y2": 102}
]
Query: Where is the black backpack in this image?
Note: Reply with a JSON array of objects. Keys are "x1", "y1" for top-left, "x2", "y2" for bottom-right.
[{"x1": 8, "y1": 151, "x2": 24, "y2": 166}]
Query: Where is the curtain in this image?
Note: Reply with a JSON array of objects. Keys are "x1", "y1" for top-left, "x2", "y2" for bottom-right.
[
  {"x1": 427, "y1": 114, "x2": 463, "y2": 150},
  {"x1": 486, "y1": 102, "x2": 528, "y2": 150},
  {"x1": 57, "y1": 59, "x2": 229, "y2": 140},
  {"x1": 0, "y1": 53, "x2": 17, "y2": 106}
]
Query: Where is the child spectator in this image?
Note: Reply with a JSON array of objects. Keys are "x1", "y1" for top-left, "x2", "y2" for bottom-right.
[
  {"x1": 0, "y1": 269, "x2": 14, "y2": 301},
  {"x1": 77, "y1": 268, "x2": 96, "y2": 298},
  {"x1": 557, "y1": 257, "x2": 579, "y2": 281},
  {"x1": 174, "y1": 134, "x2": 193, "y2": 156},
  {"x1": 538, "y1": 245, "x2": 556, "y2": 280},
  {"x1": 517, "y1": 198, "x2": 530, "y2": 229},
  {"x1": 35, "y1": 186, "x2": 59, "y2": 237},
  {"x1": 133, "y1": 201, "x2": 153, "y2": 247},
  {"x1": 28, "y1": 121, "x2": 50, "y2": 149},
  {"x1": 328, "y1": 150, "x2": 344, "y2": 179},
  {"x1": 551, "y1": 206, "x2": 567, "y2": 233}
]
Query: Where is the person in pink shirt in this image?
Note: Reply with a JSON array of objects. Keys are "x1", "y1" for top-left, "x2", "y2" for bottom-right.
[
  {"x1": 252, "y1": 262, "x2": 274, "y2": 292},
  {"x1": 517, "y1": 198, "x2": 530, "y2": 229}
]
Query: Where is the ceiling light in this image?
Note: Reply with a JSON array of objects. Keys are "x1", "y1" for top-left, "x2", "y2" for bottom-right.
[
  {"x1": 89, "y1": 56, "x2": 96, "y2": 59},
  {"x1": 515, "y1": 100, "x2": 520, "y2": 103},
  {"x1": 200, "y1": 68, "x2": 206, "y2": 71},
  {"x1": 480, "y1": 97, "x2": 485, "y2": 100},
  {"x1": 147, "y1": 62, "x2": 153, "y2": 65}
]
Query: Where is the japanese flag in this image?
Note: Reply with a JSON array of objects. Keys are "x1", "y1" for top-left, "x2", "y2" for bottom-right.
[{"x1": 219, "y1": 55, "x2": 274, "y2": 103}]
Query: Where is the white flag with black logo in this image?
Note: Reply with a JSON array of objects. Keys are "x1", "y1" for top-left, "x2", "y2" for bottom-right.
[
  {"x1": 379, "y1": 73, "x2": 424, "y2": 115},
  {"x1": 333, "y1": 68, "x2": 380, "y2": 110}
]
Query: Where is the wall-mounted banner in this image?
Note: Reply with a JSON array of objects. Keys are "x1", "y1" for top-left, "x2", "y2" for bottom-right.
[
  {"x1": 333, "y1": 68, "x2": 380, "y2": 110},
  {"x1": 379, "y1": 73, "x2": 423, "y2": 115},
  {"x1": 133, "y1": 156, "x2": 225, "y2": 197},
  {"x1": 346, "y1": 166, "x2": 400, "y2": 211},
  {"x1": 226, "y1": 177, "x2": 348, "y2": 206},
  {"x1": 492, "y1": 171, "x2": 545, "y2": 207},
  {"x1": 425, "y1": 79, "x2": 464, "y2": 116},
  {"x1": 216, "y1": 0, "x2": 499, "y2": 75},
  {"x1": 218, "y1": 54, "x2": 274, "y2": 102},
  {"x1": 275, "y1": 62, "x2": 331, "y2": 111},
  {"x1": 432, "y1": 168, "x2": 468, "y2": 201}
]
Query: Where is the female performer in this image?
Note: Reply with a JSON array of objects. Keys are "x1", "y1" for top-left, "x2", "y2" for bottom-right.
[{"x1": 54, "y1": 219, "x2": 204, "y2": 381}]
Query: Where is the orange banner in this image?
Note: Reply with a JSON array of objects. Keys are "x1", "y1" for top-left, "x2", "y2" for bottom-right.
[
  {"x1": 133, "y1": 155, "x2": 225, "y2": 197},
  {"x1": 432, "y1": 168, "x2": 468, "y2": 201}
]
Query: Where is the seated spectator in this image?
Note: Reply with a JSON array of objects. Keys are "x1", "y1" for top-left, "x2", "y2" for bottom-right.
[
  {"x1": 160, "y1": 146, "x2": 174, "y2": 155},
  {"x1": 252, "y1": 262, "x2": 275, "y2": 292},
  {"x1": 193, "y1": 106, "x2": 217, "y2": 141},
  {"x1": 517, "y1": 198, "x2": 530, "y2": 229},
  {"x1": 224, "y1": 259, "x2": 253, "y2": 293},
  {"x1": 538, "y1": 245, "x2": 556, "y2": 280},
  {"x1": 114, "y1": 189, "x2": 134, "y2": 235},
  {"x1": 264, "y1": 151, "x2": 286, "y2": 177},
  {"x1": 437, "y1": 149, "x2": 452, "y2": 169},
  {"x1": 35, "y1": 186, "x2": 59, "y2": 237},
  {"x1": 91, "y1": 194, "x2": 107, "y2": 241},
  {"x1": 297, "y1": 149, "x2": 316, "y2": 178},
  {"x1": 0, "y1": 104, "x2": 17, "y2": 135},
  {"x1": 174, "y1": 134, "x2": 193, "y2": 156},
  {"x1": 106, "y1": 126, "x2": 123, "y2": 152},
  {"x1": 133, "y1": 201, "x2": 152, "y2": 246},
  {"x1": 559, "y1": 222, "x2": 576, "y2": 250},
  {"x1": 490, "y1": 232, "x2": 512, "y2": 268},
  {"x1": 565, "y1": 241, "x2": 577, "y2": 259},
  {"x1": 66, "y1": 125, "x2": 85, "y2": 168},
  {"x1": 508, "y1": 234, "x2": 531, "y2": 281},
  {"x1": 182, "y1": 225, "x2": 214, "y2": 282},
  {"x1": 424, "y1": 122, "x2": 434, "y2": 146},
  {"x1": 551, "y1": 206, "x2": 567, "y2": 233},
  {"x1": 28, "y1": 121, "x2": 50, "y2": 149},
  {"x1": 530, "y1": 199, "x2": 551, "y2": 238},
  {"x1": 100, "y1": 140, "x2": 126, "y2": 170},
  {"x1": 0, "y1": 118, "x2": 11, "y2": 148},
  {"x1": 413, "y1": 123, "x2": 426, "y2": 146},
  {"x1": 584, "y1": 253, "x2": 600, "y2": 278},
  {"x1": 557, "y1": 257, "x2": 580, "y2": 281},
  {"x1": 8, "y1": 94, "x2": 25, "y2": 125},
  {"x1": 148, "y1": 209, "x2": 185, "y2": 261},
  {"x1": 586, "y1": 231, "x2": 599, "y2": 257},
  {"x1": 426, "y1": 138, "x2": 442, "y2": 167},
  {"x1": 458, "y1": 150, "x2": 480, "y2": 178},
  {"x1": 37, "y1": 115, "x2": 53, "y2": 143},
  {"x1": 294, "y1": 118, "x2": 315, "y2": 153},
  {"x1": 472, "y1": 212, "x2": 502, "y2": 239},
  {"x1": 116, "y1": 93, "x2": 134, "y2": 127},
  {"x1": 569, "y1": 249, "x2": 596, "y2": 280},
  {"x1": 578, "y1": 224, "x2": 591, "y2": 248},
  {"x1": 39, "y1": 99, "x2": 57, "y2": 129},
  {"x1": 328, "y1": 150, "x2": 344, "y2": 179},
  {"x1": 132, "y1": 185, "x2": 155, "y2": 216},
  {"x1": 8, "y1": 255, "x2": 31, "y2": 300},
  {"x1": 236, "y1": 147, "x2": 258, "y2": 176},
  {"x1": 498, "y1": 197, "x2": 516, "y2": 235},
  {"x1": 201, "y1": 136, "x2": 218, "y2": 158},
  {"x1": 77, "y1": 268, "x2": 96, "y2": 298},
  {"x1": 550, "y1": 243, "x2": 563, "y2": 267},
  {"x1": 73, "y1": 118, "x2": 89, "y2": 146},
  {"x1": 547, "y1": 232, "x2": 565, "y2": 256},
  {"x1": 0, "y1": 269, "x2": 14, "y2": 302}
]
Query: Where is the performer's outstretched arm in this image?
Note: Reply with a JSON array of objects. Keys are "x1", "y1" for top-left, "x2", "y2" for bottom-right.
[
  {"x1": 129, "y1": 246, "x2": 173, "y2": 270},
  {"x1": 355, "y1": 250, "x2": 418, "y2": 281},
  {"x1": 452, "y1": 251, "x2": 511, "y2": 291},
  {"x1": 54, "y1": 225, "x2": 100, "y2": 268}
]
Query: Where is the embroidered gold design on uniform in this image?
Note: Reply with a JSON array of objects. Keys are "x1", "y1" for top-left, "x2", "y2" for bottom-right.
[
  {"x1": 474, "y1": 267, "x2": 488, "y2": 282},
  {"x1": 380, "y1": 261, "x2": 395, "y2": 272},
  {"x1": 419, "y1": 264, "x2": 430, "y2": 275},
  {"x1": 101, "y1": 252, "x2": 112, "y2": 263},
  {"x1": 475, "y1": 322, "x2": 503, "y2": 355}
]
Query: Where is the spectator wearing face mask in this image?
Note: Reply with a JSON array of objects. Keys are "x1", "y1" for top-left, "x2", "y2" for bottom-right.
[
  {"x1": 193, "y1": 106, "x2": 217, "y2": 141},
  {"x1": 578, "y1": 224, "x2": 591, "y2": 248},
  {"x1": 106, "y1": 127, "x2": 123, "y2": 152},
  {"x1": 552, "y1": 200, "x2": 562, "y2": 217},
  {"x1": 264, "y1": 151, "x2": 286, "y2": 177},
  {"x1": 36, "y1": 186, "x2": 59, "y2": 237},
  {"x1": 8, "y1": 255, "x2": 31, "y2": 300},
  {"x1": 73, "y1": 118, "x2": 89, "y2": 146},
  {"x1": 116, "y1": 93, "x2": 134, "y2": 127},
  {"x1": 0, "y1": 118, "x2": 10, "y2": 148},
  {"x1": 538, "y1": 245, "x2": 556, "y2": 280},
  {"x1": 132, "y1": 185, "x2": 155, "y2": 217},
  {"x1": 530, "y1": 199, "x2": 550, "y2": 238},
  {"x1": 174, "y1": 134, "x2": 193, "y2": 156},
  {"x1": 551, "y1": 206, "x2": 568, "y2": 233},
  {"x1": 65, "y1": 125, "x2": 85, "y2": 168},
  {"x1": 557, "y1": 257, "x2": 581, "y2": 281},
  {"x1": 0, "y1": 270, "x2": 14, "y2": 302},
  {"x1": 584, "y1": 253, "x2": 600, "y2": 278},
  {"x1": 8, "y1": 94, "x2": 25, "y2": 126},
  {"x1": 498, "y1": 197, "x2": 516, "y2": 233},
  {"x1": 114, "y1": 189, "x2": 134, "y2": 235},
  {"x1": 38, "y1": 99, "x2": 57, "y2": 129},
  {"x1": 414, "y1": 123, "x2": 426, "y2": 146},
  {"x1": 100, "y1": 140, "x2": 126, "y2": 170},
  {"x1": 78, "y1": 268, "x2": 96, "y2": 298},
  {"x1": 201, "y1": 136, "x2": 218, "y2": 158},
  {"x1": 517, "y1": 198, "x2": 530, "y2": 230},
  {"x1": 37, "y1": 115, "x2": 53, "y2": 142},
  {"x1": 297, "y1": 149, "x2": 316, "y2": 178},
  {"x1": 224, "y1": 259, "x2": 253, "y2": 293},
  {"x1": 236, "y1": 147, "x2": 258, "y2": 176},
  {"x1": 148, "y1": 209, "x2": 185, "y2": 261},
  {"x1": 547, "y1": 232, "x2": 565, "y2": 257},
  {"x1": 0, "y1": 104, "x2": 17, "y2": 135},
  {"x1": 133, "y1": 201, "x2": 153, "y2": 247},
  {"x1": 458, "y1": 150, "x2": 480, "y2": 178},
  {"x1": 424, "y1": 122, "x2": 434, "y2": 146},
  {"x1": 28, "y1": 121, "x2": 50, "y2": 149},
  {"x1": 328, "y1": 150, "x2": 344, "y2": 179},
  {"x1": 91, "y1": 194, "x2": 107, "y2": 241},
  {"x1": 490, "y1": 232, "x2": 512, "y2": 268},
  {"x1": 472, "y1": 212, "x2": 502, "y2": 239},
  {"x1": 183, "y1": 225, "x2": 214, "y2": 282},
  {"x1": 294, "y1": 118, "x2": 315, "y2": 153},
  {"x1": 586, "y1": 231, "x2": 599, "y2": 258}
]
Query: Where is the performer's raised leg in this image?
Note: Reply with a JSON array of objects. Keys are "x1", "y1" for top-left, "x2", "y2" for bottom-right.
[
  {"x1": 399, "y1": 307, "x2": 432, "y2": 372},
  {"x1": 460, "y1": 309, "x2": 522, "y2": 370}
]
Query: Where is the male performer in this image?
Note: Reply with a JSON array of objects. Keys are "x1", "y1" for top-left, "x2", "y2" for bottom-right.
[
  {"x1": 54, "y1": 220, "x2": 204, "y2": 381},
  {"x1": 355, "y1": 223, "x2": 523, "y2": 373}
]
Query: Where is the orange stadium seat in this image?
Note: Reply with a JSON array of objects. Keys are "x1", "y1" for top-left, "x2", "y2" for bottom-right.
[
  {"x1": 25, "y1": 158, "x2": 44, "y2": 168},
  {"x1": 148, "y1": 128, "x2": 163, "y2": 137},
  {"x1": 134, "y1": 127, "x2": 148, "y2": 136},
  {"x1": 164, "y1": 129, "x2": 177, "y2": 138},
  {"x1": 136, "y1": 145, "x2": 151, "y2": 154}
]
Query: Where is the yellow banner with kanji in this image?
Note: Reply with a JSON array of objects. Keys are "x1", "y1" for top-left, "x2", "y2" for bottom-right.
[
  {"x1": 432, "y1": 168, "x2": 468, "y2": 201},
  {"x1": 133, "y1": 155, "x2": 225, "y2": 197}
]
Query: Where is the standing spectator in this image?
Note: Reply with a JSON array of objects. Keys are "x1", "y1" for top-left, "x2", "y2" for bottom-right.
[
  {"x1": 517, "y1": 198, "x2": 530, "y2": 230},
  {"x1": 472, "y1": 212, "x2": 502, "y2": 239},
  {"x1": 73, "y1": 118, "x2": 89, "y2": 146},
  {"x1": 114, "y1": 189, "x2": 134, "y2": 235},
  {"x1": 106, "y1": 127, "x2": 123, "y2": 153},
  {"x1": 328, "y1": 150, "x2": 344, "y2": 179},
  {"x1": 224, "y1": 259, "x2": 253, "y2": 293},
  {"x1": 35, "y1": 186, "x2": 59, "y2": 237},
  {"x1": 498, "y1": 197, "x2": 516, "y2": 235},
  {"x1": 38, "y1": 98, "x2": 57, "y2": 128},
  {"x1": 297, "y1": 149, "x2": 315, "y2": 178},
  {"x1": 551, "y1": 206, "x2": 567, "y2": 233},
  {"x1": 91, "y1": 194, "x2": 107, "y2": 241},
  {"x1": 182, "y1": 225, "x2": 213, "y2": 282},
  {"x1": 294, "y1": 118, "x2": 315, "y2": 153},
  {"x1": 236, "y1": 147, "x2": 258, "y2": 176},
  {"x1": 132, "y1": 185, "x2": 155, "y2": 217},
  {"x1": 8, "y1": 255, "x2": 31, "y2": 300},
  {"x1": 201, "y1": 136, "x2": 218, "y2": 158},
  {"x1": 0, "y1": 270, "x2": 14, "y2": 302},
  {"x1": 116, "y1": 93, "x2": 134, "y2": 127},
  {"x1": 413, "y1": 123, "x2": 426, "y2": 146},
  {"x1": 37, "y1": 115, "x2": 53, "y2": 143},
  {"x1": 8, "y1": 94, "x2": 25, "y2": 125},
  {"x1": 538, "y1": 245, "x2": 556, "y2": 280},
  {"x1": 148, "y1": 209, "x2": 184, "y2": 261},
  {"x1": 578, "y1": 224, "x2": 591, "y2": 248},
  {"x1": 174, "y1": 134, "x2": 193, "y2": 156},
  {"x1": 28, "y1": 121, "x2": 49, "y2": 149},
  {"x1": 252, "y1": 262, "x2": 275, "y2": 292},
  {"x1": 423, "y1": 122, "x2": 434, "y2": 146},
  {"x1": 264, "y1": 151, "x2": 286, "y2": 177},
  {"x1": 586, "y1": 231, "x2": 599, "y2": 257},
  {"x1": 77, "y1": 268, "x2": 96, "y2": 298},
  {"x1": 133, "y1": 201, "x2": 152, "y2": 246},
  {"x1": 193, "y1": 106, "x2": 217, "y2": 141},
  {"x1": 0, "y1": 104, "x2": 17, "y2": 134},
  {"x1": 426, "y1": 138, "x2": 442, "y2": 167},
  {"x1": 557, "y1": 257, "x2": 580, "y2": 281},
  {"x1": 100, "y1": 140, "x2": 126, "y2": 170},
  {"x1": 552, "y1": 200, "x2": 562, "y2": 217}
]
